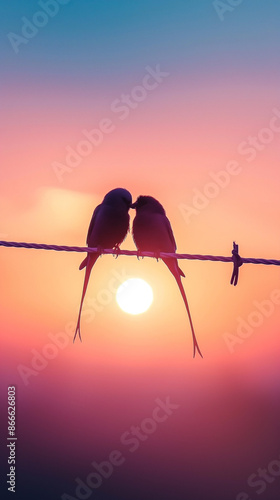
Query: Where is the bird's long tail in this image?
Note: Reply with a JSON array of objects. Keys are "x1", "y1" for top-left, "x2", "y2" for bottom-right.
[
  {"x1": 163, "y1": 259, "x2": 203, "y2": 358},
  {"x1": 73, "y1": 254, "x2": 98, "y2": 343}
]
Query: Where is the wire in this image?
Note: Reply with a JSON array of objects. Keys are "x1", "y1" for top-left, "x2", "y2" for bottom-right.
[{"x1": 0, "y1": 240, "x2": 279, "y2": 265}]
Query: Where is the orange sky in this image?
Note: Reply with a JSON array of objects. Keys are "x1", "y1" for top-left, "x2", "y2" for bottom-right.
[{"x1": 1, "y1": 2, "x2": 280, "y2": 497}]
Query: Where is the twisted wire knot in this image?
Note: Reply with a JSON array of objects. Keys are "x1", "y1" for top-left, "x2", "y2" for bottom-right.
[{"x1": 230, "y1": 242, "x2": 243, "y2": 286}]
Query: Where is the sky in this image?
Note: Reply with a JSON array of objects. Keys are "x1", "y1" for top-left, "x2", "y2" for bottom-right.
[{"x1": 1, "y1": 1, "x2": 280, "y2": 499}]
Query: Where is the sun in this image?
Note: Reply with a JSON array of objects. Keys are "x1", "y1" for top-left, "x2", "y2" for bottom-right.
[{"x1": 116, "y1": 278, "x2": 154, "y2": 315}]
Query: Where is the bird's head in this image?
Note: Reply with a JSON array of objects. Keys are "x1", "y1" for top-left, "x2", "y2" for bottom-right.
[
  {"x1": 130, "y1": 195, "x2": 166, "y2": 215},
  {"x1": 103, "y1": 188, "x2": 132, "y2": 210}
]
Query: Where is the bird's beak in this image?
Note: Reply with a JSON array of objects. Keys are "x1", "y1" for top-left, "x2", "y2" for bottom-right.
[{"x1": 130, "y1": 201, "x2": 137, "y2": 209}]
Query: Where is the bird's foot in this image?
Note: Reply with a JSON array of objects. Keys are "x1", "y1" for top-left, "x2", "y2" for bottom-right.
[
  {"x1": 113, "y1": 245, "x2": 121, "y2": 259},
  {"x1": 137, "y1": 249, "x2": 144, "y2": 260},
  {"x1": 96, "y1": 245, "x2": 104, "y2": 257},
  {"x1": 153, "y1": 250, "x2": 161, "y2": 262}
]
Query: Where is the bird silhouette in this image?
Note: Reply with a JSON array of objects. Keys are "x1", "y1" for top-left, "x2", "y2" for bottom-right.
[
  {"x1": 131, "y1": 195, "x2": 203, "y2": 358},
  {"x1": 74, "y1": 188, "x2": 132, "y2": 342}
]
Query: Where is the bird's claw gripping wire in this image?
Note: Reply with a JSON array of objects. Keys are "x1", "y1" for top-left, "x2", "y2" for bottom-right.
[
  {"x1": 137, "y1": 249, "x2": 144, "y2": 260},
  {"x1": 153, "y1": 250, "x2": 161, "y2": 262},
  {"x1": 95, "y1": 245, "x2": 104, "y2": 257},
  {"x1": 113, "y1": 245, "x2": 121, "y2": 259}
]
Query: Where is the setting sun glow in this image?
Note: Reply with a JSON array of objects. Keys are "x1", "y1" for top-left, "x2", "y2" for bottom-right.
[{"x1": 116, "y1": 278, "x2": 154, "y2": 315}]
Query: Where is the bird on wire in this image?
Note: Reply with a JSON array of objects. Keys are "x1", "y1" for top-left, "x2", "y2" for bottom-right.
[
  {"x1": 73, "y1": 188, "x2": 132, "y2": 342},
  {"x1": 131, "y1": 195, "x2": 203, "y2": 358}
]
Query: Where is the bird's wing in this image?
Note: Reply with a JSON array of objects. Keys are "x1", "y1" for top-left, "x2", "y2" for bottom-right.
[
  {"x1": 86, "y1": 203, "x2": 102, "y2": 245},
  {"x1": 164, "y1": 216, "x2": 177, "y2": 251},
  {"x1": 163, "y1": 216, "x2": 185, "y2": 278},
  {"x1": 79, "y1": 204, "x2": 103, "y2": 270}
]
